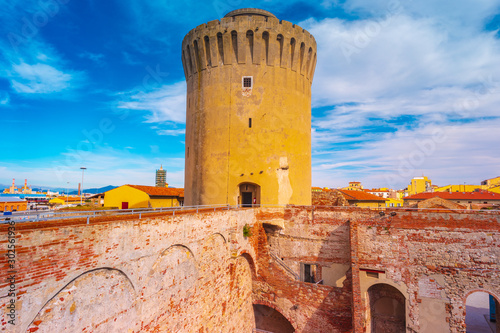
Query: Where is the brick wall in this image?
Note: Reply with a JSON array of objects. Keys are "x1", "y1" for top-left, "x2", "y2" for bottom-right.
[
  {"x1": 0, "y1": 209, "x2": 257, "y2": 332},
  {"x1": 1, "y1": 207, "x2": 498, "y2": 333}
]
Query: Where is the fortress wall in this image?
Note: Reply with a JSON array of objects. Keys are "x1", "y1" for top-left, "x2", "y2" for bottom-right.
[
  {"x1": 0, "y1": 209, "x2": 257, "y2": 332},
  {"x1": 1, "y1": 207, "x2": 498, "y2": 333},
  {"x1": 353, "y1": 210, "x2": 500, "y2": 333},
  {"x1": 255, "y1": 207, "x2": 500, "y2": 333},
  {"x1": 253, "y1": 207, "x2": 354, "y2": 333}
]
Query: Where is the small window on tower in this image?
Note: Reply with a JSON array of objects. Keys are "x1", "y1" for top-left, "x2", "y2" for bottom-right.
[{"x1": 242, "y1": 76, "x2": 253, "y2": 88}]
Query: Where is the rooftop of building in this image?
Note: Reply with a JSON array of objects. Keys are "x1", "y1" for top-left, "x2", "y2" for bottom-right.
[
  {"x1": 404, "y1": 190, "x2": 499, "y2": 200},
  {"x1": 125, "y1": 185, "x2": 184, "y2": 198},
  {"x1": 338, "y1": 189, "x2": 388, "y2": 201},
  {"x1": 0, "y1": 197, "x2": 26, "y2": 202}
]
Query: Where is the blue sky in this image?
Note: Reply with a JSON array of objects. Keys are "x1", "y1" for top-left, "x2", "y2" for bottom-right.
[{"x1": 1, "y1": 0, "x2": 499, "y2": 190}]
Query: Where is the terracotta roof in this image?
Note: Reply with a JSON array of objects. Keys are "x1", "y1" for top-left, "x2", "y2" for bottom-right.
[
  {"x1": 126, "y1": 185, "x2": 184, "y2": 197},
  {"x1": 404, "y1": 190, "x2": 499, "y2": 201},
  {"x1": 337, "y1": 190, "x2": 387, "y2": 201}
]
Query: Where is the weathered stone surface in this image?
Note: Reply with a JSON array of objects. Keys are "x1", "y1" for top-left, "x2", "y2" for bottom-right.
[{"x1": 0, "y1": 207, "x2": 498, "y2": 332}]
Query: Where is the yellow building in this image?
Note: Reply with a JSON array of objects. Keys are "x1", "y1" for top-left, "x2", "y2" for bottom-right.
[
  {"x1": 481, "y1": 176, "x2": 500, "y2": 194},
  {"x1": 385, "y1": 198, "x2": 404, "y2": 208},
  {"x1": 104, "y1": 185, "x2": 184, "y2": 209},
  {"x1": 49, "y1": 197, "x2": 82, "y2": 206},
  {"x1": 342, "y1": 182, "x2": 364, "y2": 191},
  {"x1": 434, "y1": 184, "x2": 482, "y2": 193},
  {"x1": 481, "y1": 176, "x2": 500, "y2": 188},
  {"x1": 406, "y1": 176, "x2": 432, "y2": 196},
  {"x1": 182, "y1": 9, "x2": 317, "y2": 206}
]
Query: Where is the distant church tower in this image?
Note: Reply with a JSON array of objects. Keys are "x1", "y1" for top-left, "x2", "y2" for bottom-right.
[
  {"x1": 182, "y1": 8, "x2": 317, "y2": 206},
  {"x1": 155, "y1": 165, "x2": 167, "y2": 187}
]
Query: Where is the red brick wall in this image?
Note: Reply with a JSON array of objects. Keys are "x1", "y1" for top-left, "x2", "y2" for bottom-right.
[
  {"x1": 0, "y1": 209, "x2": 257, "y2": 332},
  {"x1": 1, "y1": 207, "x2": 498, "y2": 333}
]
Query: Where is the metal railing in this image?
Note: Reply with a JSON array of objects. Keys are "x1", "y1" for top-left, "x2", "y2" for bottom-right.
[
  {"x1": 1, "y1": 203, "x2": 498, "y2": 224},
  {"x1": 0, "y1": 204, "x2": 235, "y2": 224},
  {"x1": 269, "y1": 252, "x2": 300, "y2": 280}
]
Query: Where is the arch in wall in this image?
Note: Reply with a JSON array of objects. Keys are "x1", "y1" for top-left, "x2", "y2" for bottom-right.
[
  {"x1": 253, "y1": 301, "x2": 296, "y2": 333},
  {"x1": 290, "y1": 37, "x2": 296, "y2": 70},
  {"x1": 193, "y1": 39, "x2": 201, "y2": 71},
  {"x1": 262, "y1": 31, "x2": 270, "y2": 65},
  {"x1": 246, "y1": 30, "x2": 254, "y2": 63},
  {"x1": 299, "y1": 42, "x2": 305, "y2": 74},
  {"x1": 367, "y1": 283, "x2": 406, "y2": 333},
  {"x1": 139, "y1": 244, "x2": 198, "y2": 327},
  {"x1": 238, "y1": 251, "x2": 257, "y2": 278},
  {"x1": 26, "y1": 268, "x2": 137, "y2": 332},
  {"x1": 217, "y1": 32, "x2": 224, "y2": 65},
  {"x1": 231, "y1": 30, "x2": 238, "y2": 63},
  {"x1": 277, "y1": 34, "x2": 284, "y2": 66},
  {"x1": 204, "y1": 35, "x2": 212, "y2": 67},
  {"x1": 464, "y1": 289, "x2": 499, "y2": 332},
  {"x1": 238, "y1": 182, "x2": 261, "y2": 207}
]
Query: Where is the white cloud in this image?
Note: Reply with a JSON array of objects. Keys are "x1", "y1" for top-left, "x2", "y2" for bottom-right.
[
  {"x1": 117, "y1": 81, "x2": 186, "y2": 123},
  {"x1": 10, "y1": 62, "x2": 74, "y2": 94},
  {"x1": 157, "y1": 129, "x2": 185, "y2": 136}
]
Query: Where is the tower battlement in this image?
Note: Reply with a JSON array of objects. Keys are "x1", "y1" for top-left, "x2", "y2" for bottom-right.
[{"x1": 181, "y1": 10, "x2": 317, "y2": 82}]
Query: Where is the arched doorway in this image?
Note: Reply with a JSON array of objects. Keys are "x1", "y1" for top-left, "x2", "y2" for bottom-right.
[
  {"x1": 367, "y1": 284, "x2": 406, "y2": 333},
  {"x1": 465, "y1": 291, "x2": 498, "y2": 333},
  {"x1": 239, "y1": 182, "x2": 260, "y2": 207},
  {"x1": 253, "y1": 304, "x2": 294, "y2": 333}
]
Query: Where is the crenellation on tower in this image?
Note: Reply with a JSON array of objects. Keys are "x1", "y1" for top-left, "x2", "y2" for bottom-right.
[{"x1": 181, "y1": 12, "x2": 317, "y2": 79}]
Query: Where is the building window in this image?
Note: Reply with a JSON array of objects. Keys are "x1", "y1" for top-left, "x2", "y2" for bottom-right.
[
  {"x1": 249, "y1": 118, "x2": 252, "y2": 128},
  {"x1": 300, "y1": 263, "x2": 320, "y2": 284},
  {"x1": 242, "y1": 76, "x2": 253, "y2": 88}
]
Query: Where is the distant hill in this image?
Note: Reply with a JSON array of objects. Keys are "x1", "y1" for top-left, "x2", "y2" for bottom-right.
[{"x1": 69, "y1": 185, "x2": 117, "y2": 195}]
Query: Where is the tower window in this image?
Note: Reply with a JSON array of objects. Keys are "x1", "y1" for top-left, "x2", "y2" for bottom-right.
[
  {"x1": 249, "y1": 118, "x2": 252, "y2": 128},
  {"x1": 242, "y1": 76, "x2": 253, "y2": 88}
]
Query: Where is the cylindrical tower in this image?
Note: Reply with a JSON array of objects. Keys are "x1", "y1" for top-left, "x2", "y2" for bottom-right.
[{"x1": 182, "y1": 8, "x2": 317, "y2": 206}]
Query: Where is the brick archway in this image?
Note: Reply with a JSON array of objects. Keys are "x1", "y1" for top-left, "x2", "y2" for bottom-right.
[
  {"x1": 367, "y1": 283, "x2": 406, "y2": 333},
  {"x1": 253, "y1": 300, "x2": 297, "y2": 332}
]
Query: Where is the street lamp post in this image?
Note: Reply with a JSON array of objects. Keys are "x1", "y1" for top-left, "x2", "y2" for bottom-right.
[{"x1": 80, "y1": 167, "x2": 87, "y2": 205}]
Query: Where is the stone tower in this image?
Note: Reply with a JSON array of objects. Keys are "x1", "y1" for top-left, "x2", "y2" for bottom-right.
[{"x1": 182, "y1": 8, "x2": 317, "y2": 206}]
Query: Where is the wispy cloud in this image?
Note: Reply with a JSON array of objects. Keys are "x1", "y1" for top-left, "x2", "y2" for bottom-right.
[
  {"x1": 0, "y1": 2, "x2": 85, "y2": 97},
  {"x1": 157, "y1": 129, "x2": 185, "y2": 136},
  {"x1": 79, "y1": 52, "x2": 105, "y2": 66},
  {"x1": 0, "y1": 91, "x2": 10, "y2": 105},
  {"x1": 117, "y1": 81, "x2": 186, "y2": 123},
  {"x1": 9, "y1": 62, "x2": 75, "y2": 94}
]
